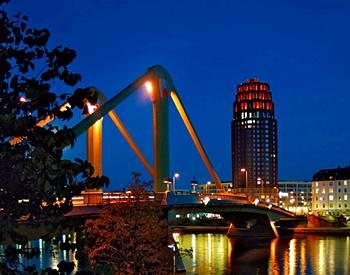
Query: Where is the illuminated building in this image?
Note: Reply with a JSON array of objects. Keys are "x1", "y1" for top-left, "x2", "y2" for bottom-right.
[
  {"x1": 312, "y1": 167, "x2": 350, "y2": 215},
  {"x1": 197, "y1": 181, "x2": 233, "y2": 193},
  {"x1": 278, "y1": 180, "x2": 312, "y2": 214},
  {"x1": 231, "y1": 79, "x2": 278, "y2": 202}
]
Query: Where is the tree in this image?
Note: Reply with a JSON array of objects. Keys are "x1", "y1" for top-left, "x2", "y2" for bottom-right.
[
  {"x1": 84, "y1": 174, "x2": 174, "y2": 275},
  {"x1": 0, "y1": 0, "x2": 108, "y2": 272}
]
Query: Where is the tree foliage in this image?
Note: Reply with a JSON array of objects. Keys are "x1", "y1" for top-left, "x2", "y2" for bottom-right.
[
  {"x1": 84, "y1": 174, "x2": 174, "y2": 275},
  {"x1": 0, "y1": 1, "x2": 108, "y2": 272}
]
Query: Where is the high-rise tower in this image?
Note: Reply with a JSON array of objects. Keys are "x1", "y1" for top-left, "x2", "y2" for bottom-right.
[{"x1": 232, "y1": 79, "x2": 278, "y2": 202}]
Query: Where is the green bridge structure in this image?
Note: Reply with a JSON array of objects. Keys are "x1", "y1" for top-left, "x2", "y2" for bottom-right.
[{"x1": 15, "y1": 65, "x2": 299, "y2": 238}]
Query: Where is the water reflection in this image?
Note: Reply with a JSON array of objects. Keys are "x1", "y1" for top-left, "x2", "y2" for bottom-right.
[
  {"x1": 175, "y1": 233, "x2": 230, "y2": 274},
  {"x1": 176, "y1": 234, "x2": 350, "y2": 275},
  {"x1": 2, "y1": 234, "x2": 350, "y2": 274},
  {"x1": 0, "y1": 238, "x2": 76, "y2": 273},
  {"x1": 230, "y1": 238, "x2": 270, "y2": 274}
]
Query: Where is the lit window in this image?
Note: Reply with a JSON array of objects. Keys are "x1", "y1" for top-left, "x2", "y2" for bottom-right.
[
  {"x1": 329, "y1": 188, "x2": 334, "y2": 193},
  {"x1": 344, "y1": 195, "x2": 348, "y2": 200},
  {"x1": 316, "y1": 188, "x2": 319, "y2": 194},
  {"x1": 322, "y1": 189, "x2": 326, "y2": 194},
  {"x1": 344, "y1": 181, "x2": 348, "y2": 186},
  {"x1": 315, "y1": 182, "x2": 318, "y2": 187},
  {"x1": 329, "y1": 195, "x2": 334, "y2": 201}
]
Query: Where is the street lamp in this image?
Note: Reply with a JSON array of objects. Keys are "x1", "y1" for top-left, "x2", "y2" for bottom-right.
[
  {"x1": 206, "y1": 181, "x2": 211, "y2": 193},
  {"x1": 172, "y1": 173, "x2": 180, "y2": 192},
  {"x1": 191, "y1": 179, "x2": 198, "y2": 193},
  {"x1": 163, "y1": 177, "x2": 172, "y2": 192},
  {"x1": 257, "y1": 177, "x2": 264, "y2": 199},
  {"x1": 240, "y1": 168, "x2": 248, "y2": 191}
]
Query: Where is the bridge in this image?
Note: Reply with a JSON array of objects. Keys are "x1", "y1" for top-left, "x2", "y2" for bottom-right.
[
  {"x1": 67, "y1": 190, "x2": 295, "y2": 238},
  {"x1": 13, "y1": 64, "x2": 296, "y2": 237}
]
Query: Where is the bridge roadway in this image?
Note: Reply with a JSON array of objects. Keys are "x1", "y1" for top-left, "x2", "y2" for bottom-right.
[{"x1": 67, "y1": 191, "x2": 295, "y2": 222}]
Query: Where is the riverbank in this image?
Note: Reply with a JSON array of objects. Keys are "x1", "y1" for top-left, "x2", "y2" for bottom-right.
[
  {"x1": 278, "y1": 227, "x2": 350, "y2": 235},
  {"x1": 170, "y1": 225, "x2": 350, "y2": 236}
]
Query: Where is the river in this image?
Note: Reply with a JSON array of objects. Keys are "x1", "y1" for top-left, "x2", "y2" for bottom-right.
[
  {"x1": 174, "y1": 233, "x2": 350, "y2": 275},
  {"x1": 2, "y1": 233, "x2": 350, "y2": 274}
]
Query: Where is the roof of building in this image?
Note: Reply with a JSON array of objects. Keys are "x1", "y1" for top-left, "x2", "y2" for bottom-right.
[{"x1": 312, "y1": 167, "x2": 350, "y2": 181}]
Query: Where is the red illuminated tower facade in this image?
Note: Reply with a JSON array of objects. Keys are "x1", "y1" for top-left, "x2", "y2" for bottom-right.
[{"x1": 232, "y1": 79, "x2": 278, "y2": 203}]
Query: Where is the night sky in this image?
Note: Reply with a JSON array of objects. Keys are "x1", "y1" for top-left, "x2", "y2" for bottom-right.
[{"x1": 6, "y1": 0, "x2": 350, "y2": 190}]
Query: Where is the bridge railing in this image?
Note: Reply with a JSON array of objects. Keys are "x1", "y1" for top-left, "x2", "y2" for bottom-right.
[
  {"x1": 72, "y1": 191, "x2": 159, "y2": 206},
  {"x1": 199, "y1": 192, "x2": 248, "y2": 203}
]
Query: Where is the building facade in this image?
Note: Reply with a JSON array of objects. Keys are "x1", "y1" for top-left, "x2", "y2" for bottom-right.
[
  {"x1": 312, "y1": 167, "x2": 350, "y2": 216},
  {"x1": 232, "y1": 79, "x2": 278, "y2": 202},
  {"x1": 278, "y1": 181, "x2": 312, "y2": 214}
]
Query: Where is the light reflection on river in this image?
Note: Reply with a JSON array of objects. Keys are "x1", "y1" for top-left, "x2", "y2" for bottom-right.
[
  {"x1": 174, "y1": 233, "x2": 350, "y2": 275},
  {"x1": 0, "y1": 239, "x2": 78, "y2": 273},
  {"x1": 2, "y1": 234, "x2": 350, "y2": 274}
]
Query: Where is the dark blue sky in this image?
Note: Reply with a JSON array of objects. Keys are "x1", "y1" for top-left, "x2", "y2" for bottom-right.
[{"x1": 7, "y1": 0, "x2": 350, "y2": 190}]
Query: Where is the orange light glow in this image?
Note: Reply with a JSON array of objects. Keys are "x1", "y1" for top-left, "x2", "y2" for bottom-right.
[
  {"x1": 145, "y1": 81, "x2": 153, "y2": 94},
  {"x1": 86, "y1": 102, "x2": 98, "y2": 114},
  {"x1": 240, "y1": 168, "x2": 246, "y2": 172},
  {"x1": 59, "y1": 102, "x2": 71, "y2": 112}
]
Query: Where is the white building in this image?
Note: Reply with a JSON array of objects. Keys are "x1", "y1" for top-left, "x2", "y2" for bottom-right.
[
  {"x1": 312, "y1": 167, "x2": 350, "y2": 216},
  {"x1": 278, "y1": 180, "x2": 312, "y2": 215}
]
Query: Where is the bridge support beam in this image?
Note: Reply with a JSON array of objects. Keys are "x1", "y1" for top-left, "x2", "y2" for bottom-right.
[
  {"x1": 225, "y1": 212, "x2": 278, "y2": 238},
  {"x1": 152, "y1": 77, "x2": 170, "y2": 192},
  {"x1": 84, "y1": 116, "x2": 103, "y2": 205}
]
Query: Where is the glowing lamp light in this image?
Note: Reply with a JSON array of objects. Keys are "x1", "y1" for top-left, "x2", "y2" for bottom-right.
[
  {"x1": 19, "y1": 96, "x2": 26, "y2": 103},
  {"x1": 253, "y1": 198, "x2": 259, "y2": 206},
  {"x1": 240, "y1": 168, "x2": 246, "y2": 172},
  {"x1": 163, "y1": 177, "x2": 172, "y2": 185},
  {"x1": 203, "y1": 196, "x2": 210, "y2": 205},
  {"x1": 86, "y1": 102, "x2": 98, "y2": 114},
  {"x1": 174, "y1": 173, "x2": 180, "y2": 178},
  {"x1": 145, "y1": 81, "x2": 153, "y2": 94},
  {"x1": 59, "y1": 103, "x2": 71, "y2": 112}
]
